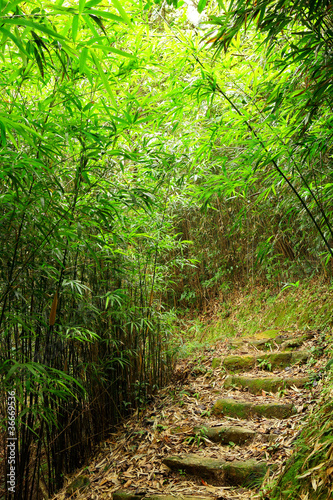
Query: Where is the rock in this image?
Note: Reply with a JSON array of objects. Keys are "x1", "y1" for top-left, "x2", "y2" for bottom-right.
[
  {"x1": 254, "y1": 330, "x2": 280, "y2": 340},
  {"x1": 220, "y1": 350, "x2": 309, "y2": 373},
  {"x1": 113, "y1": 492, "x2": 145, "y2": 500},
  {"x1": 291, "y1": 351, "x2": 309, "y2": 364},
  {"x1": 147, "y1": 496, "x2": 214, "y2": 500},
  {"x1": 253, "y1": 402, "x2": 296, "y2": 419},
  {"x1": 281, "y1": 338, "x2": 303, "y2": 350},
  {"x1": 212, "y1": 357, "x2": 221, "y2": 369},
  {"x1": 230, "y1": 332, "x2": 314, "y2": 351},
  {"x1": 222, "y1": 355, "x2": 256, "y2": 372},
  {"x1": 224, "y1": 375, "x2": 310, "y2": 394},
  {"x1": 163, "y1": 454, "x2": 267, "y2": 487},
  {"x1": 65, "y1": 475, "x2": 90, "y2": 495},
  {"x1": 212, "y1": 398, "x2": 296, "y2": 419},
  {"x1": 194, "y1": 425, "x2": 256, "y2": 444}
]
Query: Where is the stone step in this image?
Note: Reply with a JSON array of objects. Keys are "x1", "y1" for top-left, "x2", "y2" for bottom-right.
[
  {"x1": 228, "y1": 332, "x2": 314, "y2": 350},
  {"x1": 224, "y1": 375, "x2": 310, "y2": 394},
  {"x1": 214, "y1": 350, "x2": 308, "y2": 372},
  {"x1": 194, "y1": 424, "x2": 256, "y2": 444},
  {"x1": 114, "y1": 493, "x2": 214, "y2": 500},
  {"x1": 212, "y1": 398, "x2": 296, "y2": 419},
  {"x1": 163, "y1": 454, "x2": 268, "y2": 487}
]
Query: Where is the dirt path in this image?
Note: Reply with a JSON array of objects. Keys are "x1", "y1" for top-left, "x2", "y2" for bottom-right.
[{"x1": 54, "y1": 329, "x2": 327, "y2": 500}]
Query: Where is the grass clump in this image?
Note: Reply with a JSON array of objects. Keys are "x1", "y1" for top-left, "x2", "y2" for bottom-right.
[{"x1": 262, "y1": 372, "x2": 333, "y2": 500}]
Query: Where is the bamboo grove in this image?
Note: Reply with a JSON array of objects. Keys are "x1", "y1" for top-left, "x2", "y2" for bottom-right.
[{"x1": 1, "y1": 0, "x2": 333, "y2": 498}]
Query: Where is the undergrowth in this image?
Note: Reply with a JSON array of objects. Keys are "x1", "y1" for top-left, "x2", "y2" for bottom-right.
[
  {"x1": 178, "y1": 279, "x2": 333, "y2": 357},
  {"x1": 261, "y1": 365, "x2": 333, "y2": 500}
]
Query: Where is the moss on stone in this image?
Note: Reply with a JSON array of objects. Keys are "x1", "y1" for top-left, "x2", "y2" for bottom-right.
[
  {"x1": 65, "y1": 475, "x2": 90, "y2": 495},
  {"x1": 224, "y1": 375, "x2": 309, "y2": 394},
  {"x1": 259, "y1": 351, "x2": 292, "y2": 367},
  {"x1": 212, "y1": 398, "x2": 252, "y2": 419},
  {"x1": 222, "y1": 350, "x2": 308, "y2": 383},
  {"x1": 255, "y1": 402, "x2": 296, "y2": 419},
  {"x1": 212, "y1": 398, "x2": 296, "y2": 419},
  {"x1": 113, "y1": 492, "x2": 145, "y2": 500},
  {"x1": 223, "y1": 459, "x2": 267, "y2": 487},
  {"x1": 147, "y1": 496, "x2": 214, "y2": 500},
  {"x1": 254, "y1": 330, "x2": 280, "y2": 340},
  {"x1": 163, "y1": 454, "x2": 267, "y2": 487},
  {"x1": 194, "y1": 424, "x2": 256, "y2": 444},
  {"x1": 222, "y1": 354, "x2": 256, "y2": 372},
  {"x1": 212, "y1": 357, "x2": 221, "y2": 369},
  {"x1": 291, "y1": 351, "x2": 308, "y2": 364},
  {"x1": 257, "y1": 350, "x2": 308, "y2": 369},
  {"x1": 281, "y1": 338, "x2": 303, "y2": 350}
]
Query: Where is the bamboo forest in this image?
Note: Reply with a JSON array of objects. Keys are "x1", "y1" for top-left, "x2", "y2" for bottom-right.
[{"x1": 1, "y1": 0, "x2": 333, "y2": 499}]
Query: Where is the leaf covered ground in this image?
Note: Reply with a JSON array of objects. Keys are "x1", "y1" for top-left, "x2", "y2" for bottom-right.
[{"x1": 52, "y1": 327, "x2": 328, "y2": 500}]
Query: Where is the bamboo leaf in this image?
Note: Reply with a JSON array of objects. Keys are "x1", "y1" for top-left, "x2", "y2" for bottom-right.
[
  {"x1": 85, "y1": 8, "x2": 123, "y2": 23},
  {"x1": 197, "y1": 0, "x2": 207, "y2": 13},
  {"x1": 72, "y1": 14, "x2": 79, "y2": 42},
  {"x1": 79, "y1": 0, "x2": 85, "y2": 15},
  {"x1": 91, "y1": 51, "x2": 117, "y2": 108},
  {"x1": 0, "y1": 27, "x2": 29, "y2": 56},
  {"x1": 88, "y1": 14, "x2": 108, "y2": 37},
  {"x1": 110, "y1": 0, "x2": 133, "y2": 28},
  {"x1": 4, "y1": 18, "x2": 66, "y2": 40}
]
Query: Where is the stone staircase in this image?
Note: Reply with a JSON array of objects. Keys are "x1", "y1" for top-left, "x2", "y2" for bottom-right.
[
  {"x1": 59, "y1": 329, "x2": 325, "y2": 500},
  {"x1": 113, "y1": 330, "x2": 321, "y2": 500}
]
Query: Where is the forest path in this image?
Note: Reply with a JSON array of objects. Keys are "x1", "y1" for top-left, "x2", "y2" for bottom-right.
[{"x1": 54, "y1": 329, "x2": 327, "y2": 500}]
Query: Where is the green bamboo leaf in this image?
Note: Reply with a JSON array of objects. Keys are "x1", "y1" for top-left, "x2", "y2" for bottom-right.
[
  {"x1": 2, "y1": 0, "x2": 24, "y2": 15},
  {"x1": 91, "y1": 51, "x2": 117, "y2": 108},
  {"x1": 4, "y1": 18, "x2": 66, "y2": 40},
  {"x1": 85, "y1": 0, "x2": 102, "y2": 7},
  {"x1": 108, "y1": 46, "x2": 134, "y2": 58},
  {"x1": 79, "y1": 0, "x2": 86, "y2": 14},
  {"x1": 45, "y1": 4, "x2": 77, "y2": 14},
  {"x1": 197, "y1": 0, "x2": 207, "y2": 13},
  {"x1": 88, "y1": 14, "x2": 108, "y2": 37},
  {"x1": 110, "y1": 0, "x2": 133, "y2": 28},
  {"x1": 72, "y1": 14, "x2": 79, "y2": 42},
  {"x1": 2, "y1": 116, "x2": 45, "y2": 142},
  {"x1": 0, "y1": 27, "x2": 28, "y2": 56},
  {"x1": 85, "y1": 9, "x2": 123, "y2": 23},
  {"x1": 84, "y1": 14, "x2": 100, "y2": 37},
  {"x1": 33, "y1": 46, "x2": 44, "y2": 77},
  {"x1": 0, "y1": 120, "x2": 6, "y2": 146},
  {"x1": 6, "y1": 128, "x2": 18, "y2": 150}
]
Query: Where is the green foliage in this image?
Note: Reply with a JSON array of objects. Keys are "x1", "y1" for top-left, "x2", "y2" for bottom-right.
[
  {"x1": 1, "y1": 0, "x2": 333, "y2": 497},
  {"x1": 257, "y1": 358, "x2": 272, "y2": 371},
  {"x1": 263, "y1": 372, "x2": 333, "y2": 499}
]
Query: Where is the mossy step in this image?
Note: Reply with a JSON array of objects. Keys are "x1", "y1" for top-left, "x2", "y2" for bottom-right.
[
  {"x1": 113, "y1": 493, "x2": 144, "y2": 500},
  {"x1": 224, "y1": 375, "x2": 310, "y2": 394},
  {"x1": 280, "y1": 334, "x2": 313, "y2": 350},
  {"x1": 114, "y1": 493, "x2": 214, "y2": 500},
  {"x1": 218, "y1": 350, "x2": 308, "y2": 372},
  {"x1": 65, "y1": 476, "x2": 90, "y2": 495},
  {"x1": 194, "y1": 424, "x2": 256, "y2": 444},
  {"x1": 212, "y1": 398, "x2": 296, "y2": 419},
  {"x1": 229, "y1": 332, "x2": 314, "y2": 350},
  {"x1": 228, "y1": 332, "x2": 285, "y2": 349},
  {"x1": 163, "y1": 453, "x2": 267, "y2": 487}
]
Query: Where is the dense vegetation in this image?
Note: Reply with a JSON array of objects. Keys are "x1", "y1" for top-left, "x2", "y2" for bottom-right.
[{"x1": 0, "y1": 0, "x2": 332, "y2": 498}]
